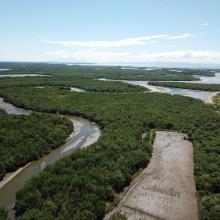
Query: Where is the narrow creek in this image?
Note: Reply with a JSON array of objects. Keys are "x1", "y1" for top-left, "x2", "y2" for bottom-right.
[{"x1": 0, "y1": 98, "x2": 101, "y2": 219}]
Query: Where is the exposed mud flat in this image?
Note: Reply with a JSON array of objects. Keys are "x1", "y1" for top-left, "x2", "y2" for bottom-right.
[
  {"x1": 0, "y1": 163, "x2": 31, "y2": 189},
  {"x1": 205, "y1": 92, "x2": 220, "y2": 104},
  {"x1": 105, "y1": 131, "x2": 198, "y2": 220},
  {"x1": 70, "y1": 87, "x2": 86, "y2": 92}
]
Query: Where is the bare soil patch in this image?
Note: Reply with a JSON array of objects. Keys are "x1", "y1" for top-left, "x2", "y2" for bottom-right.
[{"x1": 105, "y1": 131, "x2": 198, "y2": 220}]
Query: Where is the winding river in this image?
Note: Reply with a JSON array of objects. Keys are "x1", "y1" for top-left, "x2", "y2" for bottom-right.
[
  {"x1": 0, "y1": 72, "x2": 219, "y2": 218},
  {"x1": 0, "y1": 98, "x2": 101, "y2": 219},
  {"x1": 121, "y1": 80, "x2": 218, "y2": 103},
  {"x1": 98, "y1": 73, "x2": 220, "y2": 103}
]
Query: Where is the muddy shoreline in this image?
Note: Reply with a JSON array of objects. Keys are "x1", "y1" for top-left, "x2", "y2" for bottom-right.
[
  {"x1": 0, "y1": 163, "x2": 31, "y2": 190},
  {"x1": 206, "y1": 92, "x2": 220, "y2": 104}
]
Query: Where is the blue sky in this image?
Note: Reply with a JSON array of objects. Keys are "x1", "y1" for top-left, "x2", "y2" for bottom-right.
[{"x1": 1, "y1": 0, "x2": 220, "y2": 65}]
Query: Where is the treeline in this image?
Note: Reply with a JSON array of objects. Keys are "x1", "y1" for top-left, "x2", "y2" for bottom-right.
[
  {"x1": 173, "y1": 68, "x2": 216, "y2": 76},
  {"x1": 0, "y1": 62, "x2": 199, "y2": 81},
  {"x1": 149, "y1": 81, "x2": 220, "y2": 91},
  {"x1": 0, "y1": 77, "x2": 146, "y2": 93},
  {"x1": 0, "y1": 109, "x2": 72, "y2": 181},
  {"x1": 213, "y1": 94, "x2": 220, "y2": 109},
  {"x1": 144, "y1": 68, "x2": 216, "y2": 77},
  {"x1": 0, "y1": 87, "x2": 219, "y2": 220}
]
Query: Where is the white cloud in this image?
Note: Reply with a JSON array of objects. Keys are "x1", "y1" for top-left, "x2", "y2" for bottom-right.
[
  {"x1": 164, "y1": 34, "x2": 194, "y2": 40},
  {"x1": 45, "y1": 50, "x2": 220, "y2": 64},
  {"x1": 2, "y1": 49, "x2": 220, "y2": 64},
  {"x1": 41, "y1": 34, "x2": 194, "y2": 48},
  {"x1": 201, "y1": 23, "x2": 209, "y2": 26}
]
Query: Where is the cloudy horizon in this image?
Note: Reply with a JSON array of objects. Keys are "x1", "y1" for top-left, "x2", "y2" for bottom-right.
[{"x1": 1, "y1": 0, "x2": 219, "y2": 67}]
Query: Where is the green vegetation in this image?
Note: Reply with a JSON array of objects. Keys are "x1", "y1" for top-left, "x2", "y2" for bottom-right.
[
  {"x1": 0, "y1": 87, "x2": 219, "y2": 220},
  {"x1": 0, "y1": 109, "x2": 72, "y2": 180},
  {"x1": 0, "y1": 63, "x2": 219, "y2": 219},
  {"x1": 0, "y1": 77, "x2": 146, "y2": 93},
  {"x1": 0, "y1": 207, "x2": 9, "y2": 220},
  {"x1": 172, "y1": 68, "x2": 216, "y2": 76},
  {"x1": 201, "y1": 196, "x2": 220, "y2": 220},
  {"x1": 149, "y1": 81, "x2": 220, "y2": 91},
  {"x1": 111, "y1": 212, "x2": 127, "y2": 220},
  {"x1": 0, "y1": 62, "x2": 199, "y2": 81},
  {"x1": 213, "y1": 93, "x2": 220, "y2": 106}
]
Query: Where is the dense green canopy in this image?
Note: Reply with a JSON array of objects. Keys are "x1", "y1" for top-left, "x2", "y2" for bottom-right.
[
  {"x1": 0, "y1": 64, "x2": 219, "y2": 219},
  {"x1": 0, "y1": 87, "x2": 219, "y2": 220},
  {"x1": 0, "y1": 110, "x2": 72, "y2": 181}
]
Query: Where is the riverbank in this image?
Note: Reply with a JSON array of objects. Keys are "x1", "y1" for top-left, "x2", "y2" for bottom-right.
[
  {"x1": 0, "y1": 98, "x2": 101, "y2": 219},
  {"x1": 205, "y1": 92, "x2": 220, "y2": 104},
  {"x1": 98, "y1": 78, "x2": 219, "y2": 103},
  {"x1": 0, "y1": 163, "x2": 31, "y2": 190},
  {"x1": 0, "y1": 115, "x2": 100, "y2": 219},
  {"x1": 1, "y1": 85, "x2": 219, "y2": 219},
  {"x1": 105, "y1": 131, "x2": 198, "y2": 220},
  {"x1": 0, "y1": 117, "x2": 100, "y2": 191},
  {"x1": 0, "y1": 98, "x2": 31, "y2": 115}
]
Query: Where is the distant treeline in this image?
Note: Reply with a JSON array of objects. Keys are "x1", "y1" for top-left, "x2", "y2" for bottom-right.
[
  {"x1": 0, "y1": 87, "x2": 219, "y2": 220},
  {"x1": 0, "y1": 77, "x2": 146, "y2": 93},
  {"x1": 0, "y1": 62, "x2": 207, "y2": 81},
  {"x1": 149, "y1": 81, "x2": 220, "y2": 91}
]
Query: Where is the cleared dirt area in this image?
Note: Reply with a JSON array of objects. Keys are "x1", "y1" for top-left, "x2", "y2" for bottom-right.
[{"x1": 105, "y1": 131, "x2": 198, "y2": 220}]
